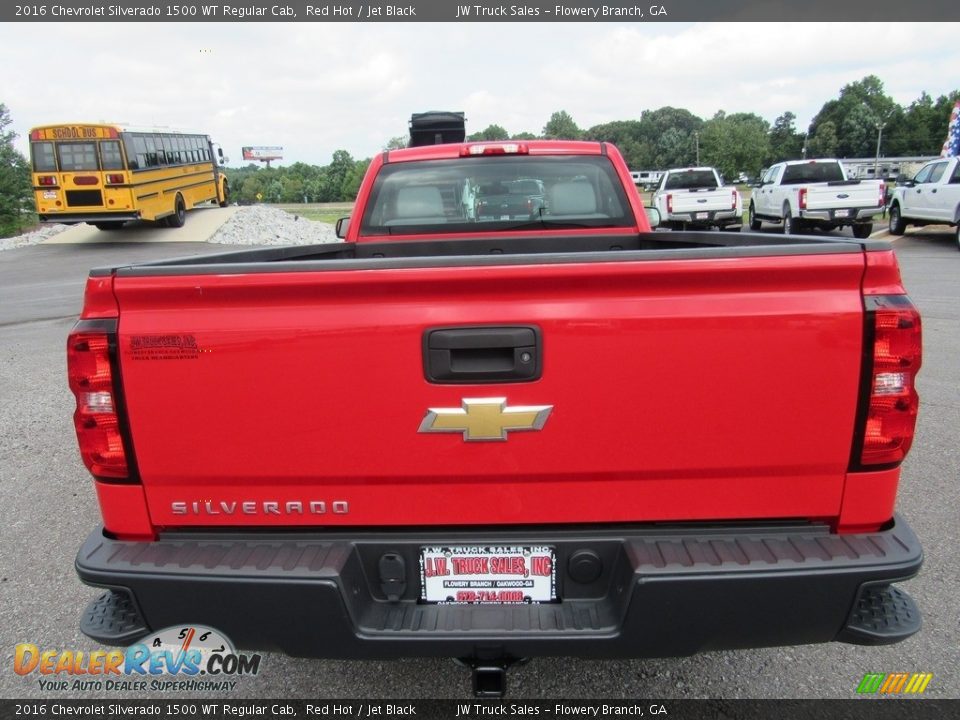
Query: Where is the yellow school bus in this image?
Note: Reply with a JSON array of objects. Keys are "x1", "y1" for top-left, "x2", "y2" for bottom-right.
[{"x1": 29, "y1": 123, "x2": 229, "y2": 230}]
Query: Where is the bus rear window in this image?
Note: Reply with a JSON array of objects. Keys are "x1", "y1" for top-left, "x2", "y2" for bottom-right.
[
  {"x1": 58, "y1": 143, "x2": 99, "y2": 171},
  {"x1": 100, "y1": 141, "x2": 124, "y2": 170},
  {"x1": 31, "y1": 142, "x2": 57, "y2": 171}
]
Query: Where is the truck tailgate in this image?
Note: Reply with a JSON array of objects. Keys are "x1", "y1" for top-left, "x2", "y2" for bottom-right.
[
  {"x1": 806, "y1": 182, "x2": 882, "y2": 210},
  {"x1": 668, "y1": 189, "x2": 734, "y2": 213},
  {"x1": 113, "y1": 252, "x2": 866, "y2": 527}
]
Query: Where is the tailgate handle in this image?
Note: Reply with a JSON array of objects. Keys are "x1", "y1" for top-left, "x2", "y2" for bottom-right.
[{"x1": 424, "y1": 326, "x2": 542, "y2": 384}]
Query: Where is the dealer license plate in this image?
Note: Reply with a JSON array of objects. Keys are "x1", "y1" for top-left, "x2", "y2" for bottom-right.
[
  {"x1": 834, "y1": 209, "x2": 850, "y2": 218},
  {"x1": 695, "y1": 212, "x2": 709, "y2": 219},
  {"x1": 420, "y1": 545, "x2": 556, "y2": 604}
]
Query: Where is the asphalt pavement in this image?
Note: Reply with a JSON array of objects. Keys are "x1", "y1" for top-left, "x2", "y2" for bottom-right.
[{"x1": 0, "y1": 225, "x2": 957, "y2": 700}]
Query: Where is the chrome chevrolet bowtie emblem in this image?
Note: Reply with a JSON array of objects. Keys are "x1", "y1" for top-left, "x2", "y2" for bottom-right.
[{"x1": 418, "y1": 398, "x2": 553, "y2": 442}]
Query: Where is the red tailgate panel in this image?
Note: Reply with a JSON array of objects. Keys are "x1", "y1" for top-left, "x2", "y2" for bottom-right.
[{"x1": 114, "y1": 253, "x2": 865, "y2": 527}]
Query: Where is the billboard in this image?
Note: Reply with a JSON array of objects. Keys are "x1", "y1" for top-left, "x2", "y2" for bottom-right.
[{"x1": 242, "y1": 146, "x2": 283, "y2": 161}]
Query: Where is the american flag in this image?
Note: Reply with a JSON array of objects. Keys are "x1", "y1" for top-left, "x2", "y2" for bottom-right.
[{"x1": 941, "y1": 100, "x2": 960, "y2": 157}]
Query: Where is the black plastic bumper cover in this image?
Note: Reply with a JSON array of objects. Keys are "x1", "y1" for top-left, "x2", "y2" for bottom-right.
[{"x1": 75, "y1": 515, "x2": 922, "y2": 659}]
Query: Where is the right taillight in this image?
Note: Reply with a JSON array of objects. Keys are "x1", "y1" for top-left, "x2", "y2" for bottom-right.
[
  {"x1": 67, "y1": 321, "x2": 129, "y2": 479},
  {"x1": 855, "y1": 295, "x2": 922, "y2": 468}
]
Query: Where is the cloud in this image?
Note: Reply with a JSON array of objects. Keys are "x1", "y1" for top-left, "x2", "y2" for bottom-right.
[{"x1": 4, "y1": 21, "x2": 957, "y2": 163}]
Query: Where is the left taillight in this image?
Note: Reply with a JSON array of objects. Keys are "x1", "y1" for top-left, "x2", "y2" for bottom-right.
[
  {"x1": 38, "y1": 176, "x2": 58, "y2": 187},
  {"x1": 67, "y1": 320, "x2": 129, "y2": 479},
  {"x1": 852, "y1": 295, "x2": 922, "y2": 469}
]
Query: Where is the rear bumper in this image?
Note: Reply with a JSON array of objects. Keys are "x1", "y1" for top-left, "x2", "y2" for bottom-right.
[
  {"x1": 666, "y1": 209, "x2": 741, "y2": 225},
  {"x1": 800, "y1": 207, "x2": 881, "y2": 223},
  {"x1": 39, "y1": 212, "x2": 139, "y2": 224},
  {"x1": 75, "y1": 516, "x2": 922, "y2": 659}
]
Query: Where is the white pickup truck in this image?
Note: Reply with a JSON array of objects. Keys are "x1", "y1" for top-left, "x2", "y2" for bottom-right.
[
  {"x1": 888, "y1": 156, "x2": 960, "y2": 249},
  {"x1": 652, "y1": 167, "x2": 742, "y2": 231},
  {"x1": 749, "y1": 159, "x2": 885, "y2": 239}
]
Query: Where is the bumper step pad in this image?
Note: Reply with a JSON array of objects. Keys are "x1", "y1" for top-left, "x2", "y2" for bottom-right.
[
  {"x1": 80, "y1": 590, "x2": 149, "y2": 645},
  {"x1": 839, "y1": 583, "x2": 922, "y2": 645}
]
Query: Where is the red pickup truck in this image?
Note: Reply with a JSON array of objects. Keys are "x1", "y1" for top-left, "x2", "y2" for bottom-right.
[{"x1": 70, "y1": 139, "x2": 923, "y2": 697}]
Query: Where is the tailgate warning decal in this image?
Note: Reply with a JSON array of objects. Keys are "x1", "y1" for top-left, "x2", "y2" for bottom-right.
[{"x1": 128, "y1": 334, "x2": 201, "y2": 361}]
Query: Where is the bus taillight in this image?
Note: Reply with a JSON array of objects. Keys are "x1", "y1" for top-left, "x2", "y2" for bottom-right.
[
  {"x1": 74, "y1": 176, "x2": 99, "y2": 186},
  {"x1": 106, "y1": 174, "x2": 125, "y2": 185},
  {"x1": 38, "y1": 176, "x2": 58, "y2": 187}
]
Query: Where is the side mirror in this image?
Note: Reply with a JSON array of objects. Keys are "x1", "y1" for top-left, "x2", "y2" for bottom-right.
[
  {"x1": 335, "y1": 217, "x2": 350, "y2": 239},
  {"x1": 644, "y1": 206, "x2": 661, "y2": 229}
]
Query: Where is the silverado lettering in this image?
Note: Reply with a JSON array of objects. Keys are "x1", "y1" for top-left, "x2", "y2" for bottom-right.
[
  {"x1": 69, "y1": 114, "x2": 923, "y2": 698},
  {"x1": 170, "y1": 500, "x2": 349, "y2": 515}
]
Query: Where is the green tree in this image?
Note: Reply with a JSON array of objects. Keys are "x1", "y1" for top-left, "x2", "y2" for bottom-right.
[
  {"x1": 808, "y1": 76, "x2": 899, "y2": 157},
  {"x1": 542, "y1": 110, "x2": 581, "y2": 140},
  {"x1": 383, "y1": 136, "x2": 408, "y2": 151},
  {"x1": 637, "y1": 107, "x2": 704, "y2": 168},
  {"x1": 840, "y1": 104, "x2": 880, "y2": 158},
  {"x1": 341, "y1": 158, "x2": 370, "y2": 200},
  {"x1": 265, "y1": 179, "x2": 284, "y2": 203},
  {"x1": 236, "y1": 173, "x2": 266, "y2": 204},
  {"x1": 700, "y1": 111, "x2": 770, "y2": 180},
  {"x1": 767, "y1": 112, "x2": 804, "y2": 163},
  {"x1": 468, "y1": 124, "x2": 510, "y2": 141},
  {"x1": 311, "y1": 149, "x2": 358, "y2": 202},
  {"x1": 808, "y1": 120, "x2": 839, "y2": 158},
  {"x1": 585, "y1": 120, "x2": 645, "y2": 167},
  {"x1": 280, "y1": 175, "x2": 305, "y2": 203},
  {"x1": 0, "y1": 104, "x2": 32, "y2": 238},
  {"x1": 893, "y1": 91, "x2": 960, "y2": 156}
]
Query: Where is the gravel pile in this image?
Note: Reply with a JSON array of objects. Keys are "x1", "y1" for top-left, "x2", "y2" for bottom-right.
[
  {"x1": 209, "y1": 205, "x2": 339, "y2": 246},
  {"x1": 0, "y1": 223, "x2": 70, "y2": 251},
  {"x1": 0, "y1": 206, "x2": 339, "y2": 252}
]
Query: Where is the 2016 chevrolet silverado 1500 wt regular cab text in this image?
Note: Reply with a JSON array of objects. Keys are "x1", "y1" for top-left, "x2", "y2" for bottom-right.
[
  {"x1": 70, "y1": 138, "x2": 923, "y2": 697},
  {"x1": 653, "y1": 166, "x2": 742, "y2": 231},
  {"x1": 750, "y1": 159, "x2": 886, "y2": 238},
  {"x1": 887, "y1": 155, "x2": 960, "y2": 249}
]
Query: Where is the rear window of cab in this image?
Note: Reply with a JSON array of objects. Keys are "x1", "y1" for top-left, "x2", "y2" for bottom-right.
[{"x1": 359, "y1": 155, "x2": 634, "y2": 236}]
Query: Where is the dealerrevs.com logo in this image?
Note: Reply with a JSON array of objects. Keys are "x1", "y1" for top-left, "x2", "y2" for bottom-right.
[{"x1": 15, "y1": 625, "x2": 261, "y2": 692}]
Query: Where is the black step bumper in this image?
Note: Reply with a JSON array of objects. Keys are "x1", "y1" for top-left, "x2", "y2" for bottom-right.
[{"x1": 75, "y1": 516, "x2": 922, "y2": 659}]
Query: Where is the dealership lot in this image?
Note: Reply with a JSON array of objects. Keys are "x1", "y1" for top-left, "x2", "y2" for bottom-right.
[{"x1": 0, "y1": 228, "x2": 957, "y2": 699}]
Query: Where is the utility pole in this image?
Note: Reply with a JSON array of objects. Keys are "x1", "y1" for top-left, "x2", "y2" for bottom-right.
[{"x1": 874, "y1": 120, "x2": 885, "y2": 178}]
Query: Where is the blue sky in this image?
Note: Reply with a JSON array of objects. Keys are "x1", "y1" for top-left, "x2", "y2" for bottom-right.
[{"x1": 3, "y1": 22, "x2": 958, "y2": 165}]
